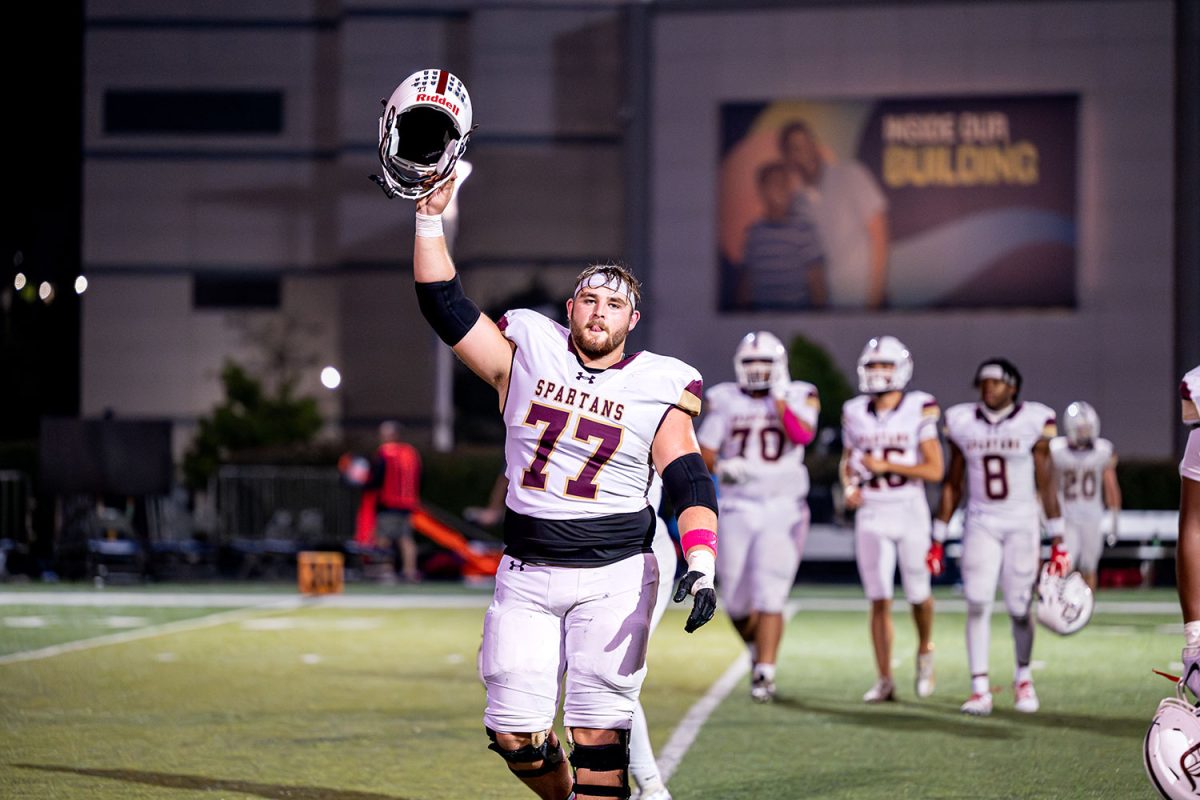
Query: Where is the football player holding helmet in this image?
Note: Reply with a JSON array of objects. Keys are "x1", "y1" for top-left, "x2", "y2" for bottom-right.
[
  {"x1": 1145, "y1": 679, "x2": 1200, "y2": 799},
  {"x1": 371, "y1": 69, "x2": 475, "y2": 200},
  {"x1": 1035, "y1": 562, "x2": 1094, "y2": 635}
]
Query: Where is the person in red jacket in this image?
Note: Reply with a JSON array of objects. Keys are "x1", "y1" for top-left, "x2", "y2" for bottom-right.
[{"x1": 357, "y1": 421, "x2": 422, "y2": 582}]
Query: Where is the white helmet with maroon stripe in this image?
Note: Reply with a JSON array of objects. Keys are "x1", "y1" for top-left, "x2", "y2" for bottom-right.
[
  {"x1": 857, "y1": 335, "x2": 913, "y2": 394},
  {"x1": 373, "y1": 69, "x2": 475, "y2": 200},
  {"x1": 1145, "y1": 680, "x2": 1200, "y2": 799},
  {"x1": 734, "y1": 331, "x2": 788, "y2": 392}
]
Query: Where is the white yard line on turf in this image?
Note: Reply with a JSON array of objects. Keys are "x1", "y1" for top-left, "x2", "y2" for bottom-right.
[
  {"x1": 0, "y1": 592, "x2": 492, "y2": 609},
  {"x1": 0, "y1": 598, "x2": 301, "y2": 665},
  {"x1": 657, "y1": 598, "x2": 802, "y2": 783}
]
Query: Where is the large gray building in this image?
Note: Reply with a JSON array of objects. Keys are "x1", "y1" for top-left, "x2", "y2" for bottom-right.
[{"x1": 78, "y1": 0, "x2": 1195, "y2": 460}]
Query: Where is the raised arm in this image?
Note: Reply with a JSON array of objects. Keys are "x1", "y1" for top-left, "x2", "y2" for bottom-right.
[{"x1": 414, "y1": 178, "x2": 515, "y2": 401}]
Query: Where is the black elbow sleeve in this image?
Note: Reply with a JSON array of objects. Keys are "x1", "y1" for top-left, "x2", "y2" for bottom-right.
[
  {"x1": 415, "y1": 274, "x2": 482, "y2": 346},
  {"x1": 662, "y1": 452, "x2": 719, "y2": 516}
]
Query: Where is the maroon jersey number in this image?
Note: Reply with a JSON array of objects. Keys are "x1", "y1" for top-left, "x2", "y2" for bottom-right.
[
  {"x1": 520, "y1": 402, "x2": 622, "y2": 499},
  {"x1": 982, "y1": 454, "x2": 1009, "y2": 500}
]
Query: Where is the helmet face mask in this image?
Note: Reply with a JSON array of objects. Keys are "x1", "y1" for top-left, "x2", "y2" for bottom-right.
[
  {"x1": 1145, "y1": 681, "x2": 1200, "y2": 799},
  {"x1": 1064, "y1": 401, "x2": 1100, "y2": 447},
  {"x1": 856, "y1": 336, "x2": 913, "y2": 394},
  {"x1": 375, "y1": 69, "x2": 474, "y2": 200},
  {"x1": 734, "y1": 331, "x2": 787, "y2": 392}
]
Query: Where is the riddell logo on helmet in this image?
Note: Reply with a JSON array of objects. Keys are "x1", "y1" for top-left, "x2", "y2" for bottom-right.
[{"x1": 416, "y1": 93, "x2": 459, "y2": 116}]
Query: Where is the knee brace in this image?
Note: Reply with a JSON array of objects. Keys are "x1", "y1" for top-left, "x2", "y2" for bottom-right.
[
  {"x1": 569, "y1": 729, "x2": 630, "y2": 798},
  {"x1": 485, "y1": 728, "x2": 564, "y2": 777}
]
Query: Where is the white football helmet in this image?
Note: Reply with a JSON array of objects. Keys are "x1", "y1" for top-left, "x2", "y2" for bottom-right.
[
  {"x1": 1145, "y1": 680, "x2": 1200, "y2": 799},
  {"x1": 373, "y1": 69, "x2": 474, "y2": 200},
  {"x1": 1035, "y1": 562, "x2": 1094, "y2": 635},
  {"x1": 1064, "y1": 401, "x2": 1100, "y2": 447},
  {"x1": 734, "y1": 331, "x2": 788, "y2": 392},
  {"x1": 856, "y1": 336, "x2": 913, "y2": 394}
]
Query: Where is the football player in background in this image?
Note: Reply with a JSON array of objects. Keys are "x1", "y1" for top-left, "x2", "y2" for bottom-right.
[
  {"x1": 936, "y1": 358, "x2": 1066, "y2": 716},
  {"x1": 1048, "y1": 402, "x2": 1121, "y2": 592},
  {"x1": 1177, "y1": 366, "x2": 1200, "y2": 699},
  {"x1": 698, "y1": 331, "x2": 819, "y2": 703},
  {"x1": 411, "y1": 174, "x2": 718, "y2": 800},
  {"x1": 840, "y1": 337, "x2": 944, "y2": 704}
]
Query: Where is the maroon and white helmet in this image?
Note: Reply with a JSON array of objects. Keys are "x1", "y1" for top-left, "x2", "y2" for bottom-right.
[
  {"x1": 734, "y1": 331, "x2": 788, "y2": 392},
  {"x1": 1035, "y1": 562, "x2": 1094, "y2": 635},
  {"x1": 856, "y1": 336, "x2": 913, "y2": 394},
  {"x1": 1063, "y1": 401, "x2": 1100, "y2": 447},
  {"x1": 1145, "y1": 680, "x2": 1200, "y2": 799},
  {"x1": 373, "y1": 69, "x2": 474, "y2": 200}
]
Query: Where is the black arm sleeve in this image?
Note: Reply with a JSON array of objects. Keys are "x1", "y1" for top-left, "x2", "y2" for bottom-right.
[
  {"x1": 414, "y1": 274, "x2": 482, "y2": 346},
  {"x1": 662, "y1": 452, "x2": 719, "y2": 516}
]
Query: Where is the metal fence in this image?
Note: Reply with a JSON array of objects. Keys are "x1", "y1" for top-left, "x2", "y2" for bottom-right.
[{"x1": 214, "y1": 465, "x2": 357, "y2": 545}]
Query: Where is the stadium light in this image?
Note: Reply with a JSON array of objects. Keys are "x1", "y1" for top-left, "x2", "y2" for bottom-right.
[
  {"x1": 75, "y1": 275, "x2": 88, "y2": 294},
  {"x1": 38, "y1": 281, "x2": 54, "y2": 303},
  {"x1": 320, "y1": 366, "x2": 342, "y2": 390},
  {"x1": 13, "y1": 272, "x2": 26, "y2": 290}
]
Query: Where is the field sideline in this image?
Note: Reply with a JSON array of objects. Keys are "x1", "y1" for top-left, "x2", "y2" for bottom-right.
[{"x1": 0, "y1": 583, "x2": 1182, "y2": 798}]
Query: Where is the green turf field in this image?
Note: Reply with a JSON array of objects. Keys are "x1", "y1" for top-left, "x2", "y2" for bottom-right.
[{"x1": 0, "y1": 585, "x2": 1180, "y2": 798}]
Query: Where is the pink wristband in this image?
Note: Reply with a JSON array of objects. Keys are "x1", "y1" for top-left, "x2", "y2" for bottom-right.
[{"x1": 681, "y1": 528, "x2": 718, "y2": 554}]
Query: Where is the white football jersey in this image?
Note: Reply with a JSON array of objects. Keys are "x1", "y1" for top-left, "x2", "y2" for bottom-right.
[
  {"x1": 841, "y1": 391, "x2": 941, "y2": 503},
  {"x1": 944, "y1": 401, "x2": 1056, "y2": 521},
  {"x1": 697, "y1": 380, "x2": 819, "y2": 501},
  {"x1": 1049, "y1": 436, "x2": 1113, "y2": 520},
  {"x1": 499, "y1": 309, "x2": 703, "y2": 520}
]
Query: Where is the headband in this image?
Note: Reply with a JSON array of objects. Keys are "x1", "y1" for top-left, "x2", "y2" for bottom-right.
[
  {"x1": 977, "y1": 364, "x2": 1016, "y2": 385},
  {"x1": 574, "y1": 272, "x2": 636, "y2": 310}
]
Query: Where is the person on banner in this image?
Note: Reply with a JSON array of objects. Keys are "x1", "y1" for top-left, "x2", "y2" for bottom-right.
[
  {"x1": 840, "y1": 336, "x2": 943, "y2": 704},
  {"x1": 698, "y1": 330, "x2": 819, "y2": 704},
  {"x1": 737, "y1": 161, "x2": 827, "y2": 310},
  {"x1": 935, "y1": 358, "x2": 1066, "y2": 716},
  {"x1": 778, "y1": 119, "x2": 889, "y2": 310}
]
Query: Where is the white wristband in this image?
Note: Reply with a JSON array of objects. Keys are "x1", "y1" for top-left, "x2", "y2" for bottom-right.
[
  {"x1": 1045, "y1": 516, "x2": 1065, "y2": 538},
  {"x1": 415, "y1": 212, "x2": 444, "y2": 238},
  {"x1": 685, "y1": 548, "x2": 715, "y2": 578},
  {"x1": 932, "y1": 519, "x2": 948, "y2": 543}
]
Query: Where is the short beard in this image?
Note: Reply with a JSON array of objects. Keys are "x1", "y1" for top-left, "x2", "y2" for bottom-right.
[{"x1": 571, "y1": 321, "x2": 628, "y2": 361}]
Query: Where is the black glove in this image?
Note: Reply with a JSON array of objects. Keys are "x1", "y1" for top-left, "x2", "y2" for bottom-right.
[{"x1": 673, "y1": 570, "x2": 717, "y2": 633}]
